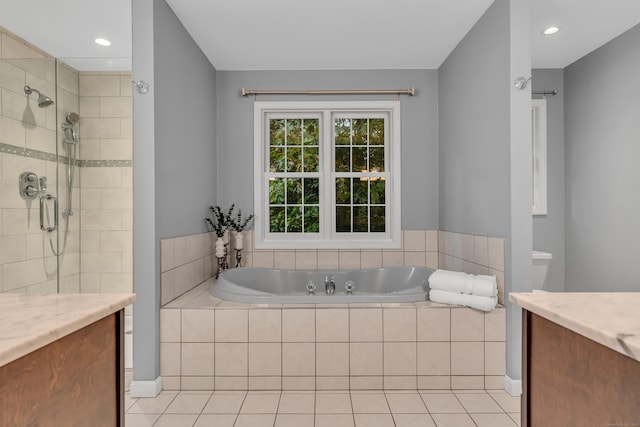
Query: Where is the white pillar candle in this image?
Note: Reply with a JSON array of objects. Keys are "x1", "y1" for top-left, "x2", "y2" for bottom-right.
[
  {"x1": 235, "y1": 232, "x2": 243, "y2": 250},
  {"x1": 222, "y1": 230, "x2": 229, "y2": 244},
  {"x1": 215, "y1": 237, "x2": 225, "y2": 258}
]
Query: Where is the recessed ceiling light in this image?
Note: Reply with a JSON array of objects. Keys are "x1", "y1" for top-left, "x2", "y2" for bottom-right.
[
  {"x1": 542, "y1": 26, "x2": 560, "y2": 36},
  {"x1": 94, "y1": 38, "x2": 111, "y2": 46}
]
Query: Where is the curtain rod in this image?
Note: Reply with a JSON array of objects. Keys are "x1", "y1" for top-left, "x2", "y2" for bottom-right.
[
  {"x1": 532, "y1": 90, "x2": 557, "y2": 96},
  {"x1": 241, "y1": 87, "x2": 415, "y2": 98}
]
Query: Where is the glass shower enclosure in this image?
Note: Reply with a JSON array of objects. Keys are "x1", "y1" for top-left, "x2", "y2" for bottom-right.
[
  {"x1": 0, "y1": 54, "x2": 133, "y2": 295},
  {"x1": 0, "y1": 42, "x2": 133, "y2": 378},
  {"x1": 0, "y1": 56, "x2": 76, "y2": 294}
]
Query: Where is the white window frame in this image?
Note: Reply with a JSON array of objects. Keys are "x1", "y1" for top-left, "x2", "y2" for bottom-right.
[
  {"x1": 254, "y1": 101, "x2": 401, "y2": 249},
  {"x1": 532, "y1": 99, "x2": 547, "y2": 216}
]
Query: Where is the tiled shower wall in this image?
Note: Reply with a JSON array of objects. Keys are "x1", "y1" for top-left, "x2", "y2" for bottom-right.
[
  {"x1": 160, "y1": 229, "x2": 506, "y2": 305},
  {"x1": 78, "y1": 71, "x2": 133, "y2": 293},
  {"x1": 0, "y1": 27, "x2": 133, "y2": 296},
  {"x1": 0, "y1": 27, "x2": 80, "y2": 293}
]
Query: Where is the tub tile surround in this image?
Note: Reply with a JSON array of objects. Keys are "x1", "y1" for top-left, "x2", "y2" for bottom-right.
[
  {"x1": 439, "y1": 231, "x2": 505, "y2": 304},
  {"x1": 160, "y1": 281, "x2": 506, "y2": 392},
  {"x1": 159, "y1": 229, "x2": 506, "y2": 392},
  {"x1": 160, "y1": 232, "x2": 216, "y2": 305},
  {"x1": 161, "y1": 229, "x2": 505, "y2": 305}
]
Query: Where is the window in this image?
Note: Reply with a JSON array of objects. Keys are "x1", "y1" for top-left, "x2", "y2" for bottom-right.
[
  {"x1": 532, "y1": 99, "x2": 547, "y2": 215},
  {"x1": 254, "y1": 101, "x2": 401, "y2": 249}
]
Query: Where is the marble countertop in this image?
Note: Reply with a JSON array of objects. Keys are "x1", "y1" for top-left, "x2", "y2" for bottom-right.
[
  {"x1": 0, "y1": 293, "x2": 135, "y2": 367},
  {"x1": 510, "y1": 292, "x2": 640, "y2": 362}
]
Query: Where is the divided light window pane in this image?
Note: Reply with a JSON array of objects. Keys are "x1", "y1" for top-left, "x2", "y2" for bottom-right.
[
  {"x1": 333, "y1": 117, "x2": 386, "y2": 233},
  {"x1": 268, "y1": 118, "x2": 320, "y2": 233}
]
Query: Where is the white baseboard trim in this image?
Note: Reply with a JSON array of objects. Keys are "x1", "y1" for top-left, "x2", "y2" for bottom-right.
[
  {"x1": 504, "y1": 375, "x2": 522, "y2": 396},
  {"x1": 129, "y1": 377, "x2": 163, "y2": 397}
]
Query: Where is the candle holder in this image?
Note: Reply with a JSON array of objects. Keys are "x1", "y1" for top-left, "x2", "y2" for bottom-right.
[
  {"x1": 222, "y1": 243, "x2": 229, "y2": 270},
  {"x1": 215, "y1": 255, "x2": 227, "y2": 279},
  {"x1": 214, "y1": 237, "x2": 229, "y2": 279},
  {"x1": 235, "y1": 249, "x2": 243, "y2": 268}
]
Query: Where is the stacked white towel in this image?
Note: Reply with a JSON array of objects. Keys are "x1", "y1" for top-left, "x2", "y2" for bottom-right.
[
  {"x1": 428, "y1": 269, "x2": 498, "y2": 312},
  {"x1": 428, "y1": 270, "x2": 497, "y2": 297},
  {"x1": 429, "y1": 290, "x2": 497, "y2": 312}
]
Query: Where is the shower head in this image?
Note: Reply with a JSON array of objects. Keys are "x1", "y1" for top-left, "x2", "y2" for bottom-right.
[
  {"x1": 24, "y1": 85, "x2": 54, "y2": 108},
  {"x1": 61, "y1": 112, "x2": 80, "y2": 144},
  {"x1": 65, "y1": 112, "x2": 80, "y2": 124}
]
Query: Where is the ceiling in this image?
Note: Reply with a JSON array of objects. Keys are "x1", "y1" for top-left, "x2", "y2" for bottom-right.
[
  {"x1": 164, "y1": 0, "x2": 495, "y2": 70},
  {"x1": 531, "y1": 0, "x2": 640, "y2": 68},
  {"x1": 0, "y1": 0, "x2": 132, "y2": 71},
  {"x1": 1, "y1": 0, "x2": 639, "y2": 71}
]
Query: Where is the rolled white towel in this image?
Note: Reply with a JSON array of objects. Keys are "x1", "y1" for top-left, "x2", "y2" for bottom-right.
[
  {"x1": 428, "y1": 269, "x2": 497, "y2": 297},
  {"x1": 429, "y1": 289, "x2": 497, "y2": 312}
]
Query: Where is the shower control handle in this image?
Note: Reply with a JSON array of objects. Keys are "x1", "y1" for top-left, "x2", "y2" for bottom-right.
[
  {"x1": 24, "y1": 185, "x2": 40, "y2": 198},
  {"x1": 19, "y1": 171, "x2": 41, "y2": 199}
]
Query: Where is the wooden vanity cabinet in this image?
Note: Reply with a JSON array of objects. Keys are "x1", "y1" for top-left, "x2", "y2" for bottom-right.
[
  {"x1": 0, "y1": 311, "x2": 124, "y2": 427},
  {"x1": 522, "y1": 311, "x2": 640, "y2": 427}
]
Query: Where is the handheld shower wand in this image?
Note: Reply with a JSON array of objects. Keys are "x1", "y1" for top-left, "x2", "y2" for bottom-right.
[
  {"x1": 61, "y1": 112, "x2": 80, "y2": 144},
  {"x1": 50, "y1": 112, "x2": 80, "y2": 257}
]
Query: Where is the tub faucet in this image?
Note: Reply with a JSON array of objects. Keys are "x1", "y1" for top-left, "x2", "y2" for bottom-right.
[{"x1": 325, "y1": 275, "x2": 335, "y2": 294}]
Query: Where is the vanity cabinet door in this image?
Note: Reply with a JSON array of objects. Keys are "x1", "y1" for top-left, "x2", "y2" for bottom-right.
[
  {"x1": 0, "y1": 311, "x2": 124, "y2": 427},
  {"x1": 522, "y1": 311, "x2": 640, "y2": 427}
]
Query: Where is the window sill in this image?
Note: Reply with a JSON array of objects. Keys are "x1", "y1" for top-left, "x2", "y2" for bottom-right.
[{"x1": 254, "y1": 238, "x2": 401, "y2": 250}]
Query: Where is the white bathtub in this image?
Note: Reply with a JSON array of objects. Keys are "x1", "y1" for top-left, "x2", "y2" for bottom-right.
[{"x1": 210, "y1": 266, "x2": 434, "y2": 304}]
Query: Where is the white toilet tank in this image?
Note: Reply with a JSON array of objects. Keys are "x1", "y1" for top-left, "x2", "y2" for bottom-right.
[{"x1": 532, "y1": 251, "x2": 552, "y2": 290}]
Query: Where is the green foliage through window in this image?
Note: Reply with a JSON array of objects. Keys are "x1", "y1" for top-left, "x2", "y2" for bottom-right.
[
  {"x1": 266, "y1": 113, "x2": 389, "y2": 237},
  {"x1": 333, "y1": 116, "x2": 386, "y2": 233},
  {"x1": 333, "y1": 117, "x2": 385, "y2": 172},
  {"x1": 269, "y1": 177, "x2": 320, "y2": 234},
  {"x1": 269, "y1": 118, "x2": 320, "y2": 173}
]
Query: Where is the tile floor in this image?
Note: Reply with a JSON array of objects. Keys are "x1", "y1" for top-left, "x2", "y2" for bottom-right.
[{"x1": 125, "y1": 389, "x2": 521, "y2": 427}]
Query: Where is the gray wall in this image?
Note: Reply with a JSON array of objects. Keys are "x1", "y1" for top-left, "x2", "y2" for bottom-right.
[
  {"x1": 531, "y1": 69, "x2": 565, "y2": 292},
  {"x1": 215, "y1": 70, "x2": 439, "y2": 230},
  {"x1": 438, "y1": 0, "x2": 532, "y2": 382},
  {"x1": 438, "y1": 1, "x2": 510, "y2": 239},
  {"x1": 564, "y1": 23, "x2": 640, "y2": 292},
  {"x1": 506, "y1": 0, "x2": 533, "y2": 383},
  {"x1": 154, "y1": 0, "x2": 217, "y2": 239},
  {"x1": 132, "y1": 0, "x2": 159, "y2": 386},
  {"x1": 132, "y1": 0, "x2": 218, "y2": 388}
]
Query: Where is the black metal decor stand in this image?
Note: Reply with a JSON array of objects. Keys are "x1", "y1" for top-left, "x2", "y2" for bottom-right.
[
  {"x1": 235, "y1": 249, "x2": 243, "y2": 268},
  {"x1": 215, "y1": 244, "x2": 229, "y2": 279}
]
